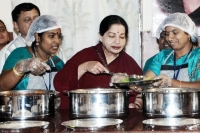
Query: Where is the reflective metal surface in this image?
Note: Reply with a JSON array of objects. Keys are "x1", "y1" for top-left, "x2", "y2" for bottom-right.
[
  {"x1": 0, "y1": 120, "x2": 49, "y2": 129},
  {"x1": 0, "y1": 90, "x2": 55, "y2": 120},
  {"x1": 62, "y1": 118, "x2": 123, "y2": 132},
  {"x1": 142, "y1": 88, "x2": 200, "y2": 117},
  {"x1": 62, "y1": 118, "x2": 123, "y2": 128},
  {"x1": 66, "y1": 88, "x2": 129, "y2": 118},
  {"x1": 143, "y1": 118, "x2": 200, "y2": 127},
  {"x1": 54, "y1": 91, "x2": 61, "y2": 110},
  {"x1": 113, "y1": 78, "x2": 162, "y2": 88}
]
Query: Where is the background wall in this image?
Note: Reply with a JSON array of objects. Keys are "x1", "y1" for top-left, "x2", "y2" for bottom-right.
[
  {"x1": 0, "y1": 1, "x2": 13, "y2": 32},
  {"x1": 142, "y1": 0, "x2": 152, "y2": 32},
  {"x1": 0, "y1": 0, "x2": 143, "y2": 66},
  {"x1": 141, "y1": 0, "x2": 159, "y2": 68}
]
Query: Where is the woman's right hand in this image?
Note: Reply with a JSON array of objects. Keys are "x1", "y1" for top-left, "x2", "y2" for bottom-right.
[
  {"x1": 15, "y1": 58, "x2": 50, "y2": 75},
  {"x1": 83, "y1": 61, "x2": 109, "y2": 74}
]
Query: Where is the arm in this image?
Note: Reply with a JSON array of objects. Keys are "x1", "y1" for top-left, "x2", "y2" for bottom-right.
[
  {"x1": 144, "y1": 70, "x2": 157, "y2": 78},
  {"x1": 145, "y1": 70, "x2": 200, "y2": 89},
  {"x1": 0, "y1": 58, "x2": 50, "y2": 91},
  {"x1": 78, "y1": 61, "x2": 109, "y2": 80},
  {"x1": 143, "y1": 56, "x2": 155, "y2": 74},
  {"x1": 0, "y1": 69, "x2": 22, "y2": 91},
  {"x1": 0, "y1": 48, "x2": 29, "y2": 90},
  {"x1": 171, "y1": 78, "x2": 200, "y2": 88},
  {"x1": 54, "y1": 47, "x2": 109, "y2": 90}
]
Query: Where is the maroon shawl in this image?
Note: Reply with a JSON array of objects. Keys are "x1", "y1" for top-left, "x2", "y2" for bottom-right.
[{"x1": 54, "y1": 43, "x2": 142, "y2": 109}]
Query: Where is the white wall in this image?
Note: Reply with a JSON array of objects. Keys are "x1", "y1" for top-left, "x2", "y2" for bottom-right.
[
  {"x1": 0, "y1": 0, "x2": 153, "y2": 67},
  {"x1": 142, "y1": 0, "x2": 152, "y2": 31},
  {"x1": 1, "y1": 0, "x2": 153, "y2": 31},
  {"x1": 0, "y1": 0, "x2": 13, "y2": 32},
  {"x1": 1, "y1": 0, "x2": 142, "y2": 63}
]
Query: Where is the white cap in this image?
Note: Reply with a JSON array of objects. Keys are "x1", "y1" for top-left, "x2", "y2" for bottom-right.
[
  {"x1": 156, "y1": 13, "x2": 198, "y2": 42},
  {"x1": 25, "y1": 15, "x2": 61, "y2": 46}
]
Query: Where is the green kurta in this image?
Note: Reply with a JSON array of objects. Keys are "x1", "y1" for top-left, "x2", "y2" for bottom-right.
[{"x1": 3, "y1": 47, "x2": 64, "y2": 90}]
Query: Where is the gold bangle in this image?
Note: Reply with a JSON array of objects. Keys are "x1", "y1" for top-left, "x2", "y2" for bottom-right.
[
  {"x1": 13, "y1": 66, "x2": 23, "y2": 77},
  {"x1": 179, "y1": 80, "x2": 182, "y2": 88}
]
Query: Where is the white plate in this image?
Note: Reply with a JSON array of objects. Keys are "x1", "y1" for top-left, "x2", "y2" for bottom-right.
[
  {"x1": 61, "y1": 118, "x2": 123, "y2": 128},
  {"x1": 143, "y1": 118, "x2": 200, "y2": 127},
  {"x1": 0, "y1": 121, "x2": 49, "y2": 129}
]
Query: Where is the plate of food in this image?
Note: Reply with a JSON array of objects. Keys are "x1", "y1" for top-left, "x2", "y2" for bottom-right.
[{"x1": 112, "y1": 75, "x2": 162, "y2": 88}]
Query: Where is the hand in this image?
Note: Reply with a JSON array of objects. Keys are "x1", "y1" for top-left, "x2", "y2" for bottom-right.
[
  {"x1": 129, "y1": 94, "x2": 143, "y2": 109},
  {"x1": 84, "y1": 61, "x2": 109, "y2": 74},
  {"x1": 129, "y1": 84, "x2": 143, "y2": 92},
  {"x1": 153, "y1": 74, "x2": 171, "y2": 87},
  {"x1": 15, "y1": 58, "x2": 51, "y2": 75},
  {"x1": 110, "y1": 73, "x2": 128, "y2": 83}
]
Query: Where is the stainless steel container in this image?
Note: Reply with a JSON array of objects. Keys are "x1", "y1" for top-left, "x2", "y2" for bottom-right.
[
  {"x1": 142, "y1": 88, "x2": 200, "y2": 118},
  {"x1": 65, "y1": 88, "x2": 129, "y2": 118},
  {"x1": 0, "y1": 90, "x2": 55, "y2": 120}
]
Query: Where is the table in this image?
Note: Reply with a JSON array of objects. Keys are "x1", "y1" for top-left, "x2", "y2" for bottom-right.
[
  {"x1": 0, "y1": 109, "x2": 199, "y2": 132},
  {"x1": 45, "y1": 109, "x2": 200, "y2": 132}
]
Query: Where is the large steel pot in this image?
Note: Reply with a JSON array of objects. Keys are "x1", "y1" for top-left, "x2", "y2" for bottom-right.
[
  {"x1": 65, "y1": 88, "x2": 129, "y2": 119},
  {"x1": 0, "y1": 90, "x2": 55, "y2": 120},
  {"x1": 142, "y1": 88, "x2": 200, "y2": 118}
]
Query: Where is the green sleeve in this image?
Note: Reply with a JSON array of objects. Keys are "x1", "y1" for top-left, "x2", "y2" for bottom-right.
[
  {"x1": 51, "y1": 55, "x2": 64, "y2": 70},
  {"x1": 3, "y1": 47, "x2": 32, "y2": 71}
]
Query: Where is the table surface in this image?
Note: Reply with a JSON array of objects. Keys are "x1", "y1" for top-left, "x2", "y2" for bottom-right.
[
  {"x1": 47, "y1": 109, "x2": 200, "y2": 132},
  {"x1": 1, "y1": 109, "x2": 200, "y2": 133}
]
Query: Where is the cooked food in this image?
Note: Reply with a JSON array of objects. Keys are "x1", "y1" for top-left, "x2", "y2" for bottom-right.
[
  {"x1": 129, "y1": 78, "x2": 142, "y2": 81},
  {"x1": 119, "y1": 75, "x2": 154, "y2": 83},
  {"x1": 120, "y1": 77, "x2": 130, "y2": 82},
  {"x1": 129, "y1": 75, "x2": 143, "y2": 81}
]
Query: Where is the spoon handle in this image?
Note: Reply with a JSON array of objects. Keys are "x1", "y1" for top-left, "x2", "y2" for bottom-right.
[
  {"x1": 103, "y1": 72, "x2": 114, "y2": 76},
  {"x1": 104, "y1": 72, "x2": 128, "y2": 76}
]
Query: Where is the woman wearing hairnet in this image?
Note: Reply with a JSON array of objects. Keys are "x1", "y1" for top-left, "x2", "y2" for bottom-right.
[
  {"x1": 143, "y1": 13, "x2": 200, "y2": 88},
  {"x1": 111, "y1": 13, "x2": 200, "y2": 110},
  {"x1": 0, "y1": 15, "x2": 64, "y2": 91}
]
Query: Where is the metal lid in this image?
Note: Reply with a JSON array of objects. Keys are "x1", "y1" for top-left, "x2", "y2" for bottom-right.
[
  {"x1": 0, "y1": 121, "x2": 49, "y2": 129},
  {"x1": 61, "y1": 118, "x2": 123, "y2": 128},
  {"x1": 0, "y1": 90, "x2": 54, "y2": 96},
  {"x1": 142, "y1": 88, "x2": 200, "y2": 93},
  {"x1": 143, "y1": 118, "x2": 200, "y2": 127},
  {"x1": 69, "y1": 88, "x2": 126, "y2": 93}
]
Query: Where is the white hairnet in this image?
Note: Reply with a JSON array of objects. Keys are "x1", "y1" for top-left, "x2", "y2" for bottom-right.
[
  {"x1": 25, "y1": 15, "x2": 61, "y2": 46},
  {"x1": 156, "y1": 13, "x2": 198, "y2": 43}
]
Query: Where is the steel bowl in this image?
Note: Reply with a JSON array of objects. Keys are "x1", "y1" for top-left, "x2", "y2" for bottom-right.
[
  {"x1": 142, "y1": 87, "x2": 200, "y2": 117},
  {"x1": 0, "y1": 90, "x2": 55, "y2": 120},
  {"x1": 65, "y1": 88, "x2": 130, "y2": 119}
]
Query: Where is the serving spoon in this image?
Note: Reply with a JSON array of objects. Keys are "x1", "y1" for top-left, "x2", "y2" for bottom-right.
[{"x1": 103, "y1": 72, "x2": 128, "y2": 76}]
